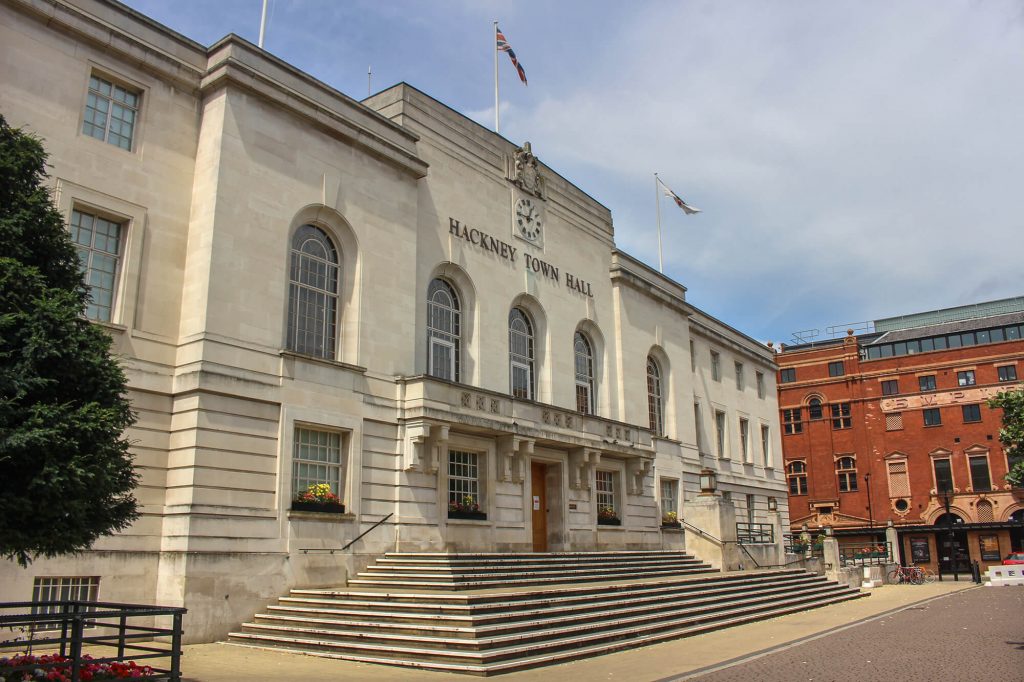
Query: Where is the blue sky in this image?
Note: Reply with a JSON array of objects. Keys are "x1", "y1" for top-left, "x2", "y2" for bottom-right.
[{"x1": 123, "y1": 0, "x2": 1024, "y2": 345}]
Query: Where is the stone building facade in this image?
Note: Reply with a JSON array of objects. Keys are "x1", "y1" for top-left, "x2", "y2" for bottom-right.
[
  {"x1": 1, "y1": 0, "x2": 788, "y2": 641},
  {"x1": 776, "y1": 298, "x2": 1024, "y2": 576}
]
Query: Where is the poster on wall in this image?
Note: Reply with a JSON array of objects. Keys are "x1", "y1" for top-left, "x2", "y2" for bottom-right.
[
  {"x1": 910, "y1": 537, "x2": 931, "y2": 563},
  {"x1": 979, "y1": 535, "x2": 1000, "y2": 561}
]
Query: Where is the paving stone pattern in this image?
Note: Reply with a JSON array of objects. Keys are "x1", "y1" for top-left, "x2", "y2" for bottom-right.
[{"x1": 690, "y1": 586, "x2": 1024, "y2": 682}]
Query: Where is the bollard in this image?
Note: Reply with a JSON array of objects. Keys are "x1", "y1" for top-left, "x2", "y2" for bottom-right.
[{"x1": 972, "y1": 561, "x2": 982, "y2": 584}]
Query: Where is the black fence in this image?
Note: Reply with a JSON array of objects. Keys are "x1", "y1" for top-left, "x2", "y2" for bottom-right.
[
  {"x1": 736, "y1": 522, "x2": 774, "y2": 544},
  {"x1": 0, "y1": 601, "x2": 186, "y2": 681},
  {"x1": 783, "y1": 534, "x2": 824, "y2": 556},
  {"x1": 839, "y1": 541, "x2": 892, "y2": 567}
]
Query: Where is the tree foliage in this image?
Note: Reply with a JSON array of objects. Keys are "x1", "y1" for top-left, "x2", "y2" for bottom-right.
[
  {"x1": 0, "y1": 115, "x2": 138, "y2": 566},
  {"x1": 988, "y1": 388, "x2": 1024, "y2": 487}
]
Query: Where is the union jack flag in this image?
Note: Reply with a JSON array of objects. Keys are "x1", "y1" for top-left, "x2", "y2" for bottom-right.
[{"x1": 496, "y1": 26, "x2": 527, "y2": 85}]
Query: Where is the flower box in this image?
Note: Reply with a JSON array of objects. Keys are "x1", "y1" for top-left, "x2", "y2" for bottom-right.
[
  {"x1": 291, "y1": 500, "x2": 345, "y2": 514},
  {"x1": 448, "y1": 510, "x2": 487, "y2": 520},
  {"x1": 597, "y1": 517, "x2": 621, "y2": 526},
  {"x1": 661, "y1": 521, "x2": 682, "y2": 529}
]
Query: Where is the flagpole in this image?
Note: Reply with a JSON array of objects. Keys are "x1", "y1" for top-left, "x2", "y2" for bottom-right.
[
  {"x1": 258, "y1": 0, "x2": 268, "y2": 48},
  {"x1": 494, "y1": 21, "x2": 500, "y2": 133},
  {"x1": 655, "y1": 173, "x2": 664, "y2": 273}
]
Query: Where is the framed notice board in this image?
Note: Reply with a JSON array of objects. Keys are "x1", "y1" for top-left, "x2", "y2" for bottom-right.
[
  {"x1": 910, "y1": 537, "x2": 931, "y2": 563},
  {"x1": 979, "y1": 535, "x2": 1000, "y2": 561}
]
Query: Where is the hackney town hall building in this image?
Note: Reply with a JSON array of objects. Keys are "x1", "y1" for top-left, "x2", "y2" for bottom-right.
[{"x1": 0, "y1": 0, "x2": 789, "y2": 641}]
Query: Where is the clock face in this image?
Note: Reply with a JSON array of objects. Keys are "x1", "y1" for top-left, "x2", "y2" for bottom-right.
[{"x1": 515, "y1": 197, "x2": 542, "y2": 242}]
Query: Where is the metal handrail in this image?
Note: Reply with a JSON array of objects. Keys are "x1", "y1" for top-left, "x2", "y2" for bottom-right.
[{"x1": 300, "y1": 512, "x2": 394, "y2": 554}]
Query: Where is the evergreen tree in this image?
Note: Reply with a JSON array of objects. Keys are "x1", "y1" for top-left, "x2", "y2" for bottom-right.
[
  {"x1": 0, "y1": 115, "x2": 138, "y2": 566},
  {"x1": 989, "y1": 388, "x2": 1024, "y2": 487}
]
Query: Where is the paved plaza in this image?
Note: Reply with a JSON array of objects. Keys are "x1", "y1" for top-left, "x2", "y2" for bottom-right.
[{"x1": 177, "y1": 581, "x2": 1021, "y2": 681}]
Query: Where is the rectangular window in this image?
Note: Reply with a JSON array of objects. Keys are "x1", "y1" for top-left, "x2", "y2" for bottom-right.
[
  {"x1": 70, "y1": 208, "x2": 123, "y2": 322},
  {"x1": 783, "y1": 408, "x2": 803, "y2": 435},
  {"x1": 596, "y1": 470, "x2": 616, "y2": 514},
  {"x1": 957, "y1": 370, "x2": 976, "y2": 387},
  {"x1": 82, "y1": 74, "x2": 139, "y2": 150},
  {"x1": 887, "y1": 459, "x2": 910, "y2": 497},
  {"x1": 735, "y1": 362, "x2": 744, "y2": 390},
  {"x1": 919, "y1": 375, "x2": 936, "y2": 392},
  {"x1": 715, "y1": 410, "x2": 727, "y2": 458},
  {"x1": 660, "y1": 478, "x2": 679, "y2": 521},
  {"x1": 711, "y1": 351, "x2": 721, "y2": 381},
  {"x1": 746, "y1": 493, "x2": 756, "y2": 525},
  {"x1": 292, "y1": 427, "x2": 344, "y2": 500},
  {"x1": 448, "y1": 449, "x2": 481, "y2": 509},
  {"x1": 693, "y1": 402, "x2": 703, "y2": 452},
  {"x1": 739, "y1": 418, "x2": 750, "y2": 462},
  {"x1": 828, "y1": 361, "x2": 845, "y2": 377},
  {"x1": 885, "y1": 412, "x2": 904, "y2": 431},
  {"x1": 760, "y1": 424, "x2": 771, "y2": 467},
  {"x1": 969, "y1": 455, "x2": 991, "y2": 492},
  {"x1": 836, "y1": 457, "x2": 858, "y2": 492},
  {"x1": 979, "y1": 535, "x2": 1000, "y2": 561},
  {"x1": 831, "y1": 403, "x2": 852, "y2": 429},
  {"x1": 962, "y1": 404, "x2": 982, "y2": 423},
  {"x1": 779, "y1": 367, "x2": 796, "y2": 384},
  {"x1": 31, "y1": 577, "x2": 100, "y2": 630},
  {"x1": 756, "y1": 371, "x2": 765, "y2": 399},
  {"x1": 998, "y1": 365, "x2": 1018, "y2": 382},
  {"x1": 923, "y1": 407, "x2": 942, "y2": 427},
  {"x1": 933, "y1": 458, "x2": 953, "y2": 493},
  {"x1": 881, "y1": 379, "x2": 899, "y2": 396},
  {"x1": 510, "y1": 361, "x2": 531, "y2": 400}
]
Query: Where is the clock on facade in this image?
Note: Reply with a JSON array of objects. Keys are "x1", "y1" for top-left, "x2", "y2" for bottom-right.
[{"x1": 515, "y1": 197, "x2": 542, "y2": 242}]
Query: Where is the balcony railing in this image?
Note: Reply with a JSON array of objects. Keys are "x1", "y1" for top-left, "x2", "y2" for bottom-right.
[
  {"x1": 0, "y1": 601, "x2": 186, "y2": 681},
  {"x1": 783, "y1": 533, "x2": 824, "y2": 556},
  {"x1": 839, "y1": 541, "x2": 892, "y2": 567},
  {"x1": 736, "y1": 522, "x2": 774, "y2": 544}
]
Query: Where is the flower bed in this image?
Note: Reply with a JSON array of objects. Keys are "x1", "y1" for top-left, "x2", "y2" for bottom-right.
[{"x1": 0, "y1": 653, "x2": 154, "y2": 681}]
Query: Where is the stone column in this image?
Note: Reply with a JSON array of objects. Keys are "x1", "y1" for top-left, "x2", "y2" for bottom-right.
[
  {"x1": 822, "y1": 536, "x2": 841, "y2": 582},
  {"x1": 885, "y1": 523, "x2": 900, "y2": 563},
  {"x1": 683, "y1": 495, "x2": 739, "y2": 570}
]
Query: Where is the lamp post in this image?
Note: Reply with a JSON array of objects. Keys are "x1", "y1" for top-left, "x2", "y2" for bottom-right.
[
  {"x1": 864, "y1": 472, "x2": 874, "y2": 533},
  {"x1": 940, "y1": 482, "x2": 958, "y2": 582}
]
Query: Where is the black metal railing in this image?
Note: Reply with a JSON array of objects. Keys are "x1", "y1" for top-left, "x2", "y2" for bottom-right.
[
  {"x1": 839, "y1": 541, "x2": 891, "y2": 567},
  {"x1": 736, "y1": 522, "x2": 774, "y2": 544},
  {"x1": 783, "y1": 534, "x2": 824, "y2": 557},
  {"x1": 300, "y1": 512, "x2": 394, "y2": 554},
  {"x1": 0, "y1": 601, "x2": 185, "y2": 681}
]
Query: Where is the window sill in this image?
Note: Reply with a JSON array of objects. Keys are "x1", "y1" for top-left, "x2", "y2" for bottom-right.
[
  {"x1": 280, "y1": 350, "x2": 367, "y2": 374},
  {"x1": 445, "y1": 517, "x2": 491, "y2": 525},
  {"x1": 287, "y1": 510, "x2": 355, "y2": 522}
]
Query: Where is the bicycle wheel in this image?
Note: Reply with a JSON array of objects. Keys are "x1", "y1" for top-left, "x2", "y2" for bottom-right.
[
  {"x1": 920, "y1": 567, "x2": 937, "y2": 584},
  {"x1": 910, "y1": 568, "x2": 925, "y2": 585},
  {"x1": 887, "y1": 569, "x2": 902, "y2": 584}
]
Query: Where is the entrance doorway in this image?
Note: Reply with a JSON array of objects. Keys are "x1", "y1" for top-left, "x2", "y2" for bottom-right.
[
  {"x1": 937, "y1": 530, "x2": 970, "y2": 575},
  {"x1": 531, "y1": 462, "x2": 548, "y2": 552}
]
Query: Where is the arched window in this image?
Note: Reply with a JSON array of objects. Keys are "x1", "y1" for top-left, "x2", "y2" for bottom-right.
[
  {"x1": 836, "y1": 456, "x2": 858, "y2": 492},
  {"x1": 808, "y1": 397, "x2": 823, "y2": 420},
  {"x1": 787, "y1": 461, "x2": 808, "y2": 495},
  {"x1": 574, "y1": 332, "x2": 595, "y2": 414},
  {"x1": 287, "y1": 225, "x2": 339, "y2": 358},
  {"x1": 647, "y1": 356, "x2": 664, "y2": 435},
  {"x1": 427, "y1": 279, "x2": 460, "y2": 381},
  {"x1": 509, "y1": 308, "x2": 534, "y2": 400}
]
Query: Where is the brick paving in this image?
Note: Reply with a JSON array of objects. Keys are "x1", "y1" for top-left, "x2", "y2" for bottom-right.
[{"x1": 684, "y1": 586, "x2": 1024, "y2": 682}]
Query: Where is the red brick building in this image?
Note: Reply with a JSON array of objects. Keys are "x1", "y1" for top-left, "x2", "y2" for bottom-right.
[{"x1": 776, "y1": 299, "x2": 1024, "y2": 575}]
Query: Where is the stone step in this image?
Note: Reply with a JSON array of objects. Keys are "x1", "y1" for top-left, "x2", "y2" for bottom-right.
[
  {"x1": 366, "y1": 557, "x2": 706, "y2": 574},
  {"x1": 348, "y1": 565, "x2": 717, "y2": 590},
  {"x1": 228, "y1": 588, "x2": 863, "y2": 674},
  {"x1": 251, "y1": 580, "x2": 847, "y2": 641}
]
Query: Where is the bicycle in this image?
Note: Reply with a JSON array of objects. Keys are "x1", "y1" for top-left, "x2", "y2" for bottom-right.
[
  {"x1": 887, "y1": 565, "x2": 924, "y2": 585},
  {"x1": 917, "y1": 566, "x2": 937, "y2": 583}
]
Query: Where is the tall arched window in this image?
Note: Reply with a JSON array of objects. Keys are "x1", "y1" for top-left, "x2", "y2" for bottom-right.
[
  {"x1": 808, "y1": 397, "x2": 823, "y2": 420},
  {"x1": 427, "y1": 279, "x2": 460, "y2": 381},
  {"x1": 787, "y1": 460, "x2": 808, "y2": 495},
  {"x1": 574, "y1": 332, "x2": 595, "y2": 414},
  {"x1": 509, "y1": 308, "x2": 535, "y2": 400},
  {"x1": 647, "y1": 356, "x2": 664, "y2": 435},
  {"x1": 287, "y1": 225, "x2": 339, "y2": 359}
]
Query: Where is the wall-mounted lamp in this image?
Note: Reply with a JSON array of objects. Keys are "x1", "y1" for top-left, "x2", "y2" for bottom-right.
[
  {"x1": 699, "y1": 468, "x2": 717, "y2": 496},
  {"x1": 767, "y1": 497, "x2": 778, "y2": 512}
]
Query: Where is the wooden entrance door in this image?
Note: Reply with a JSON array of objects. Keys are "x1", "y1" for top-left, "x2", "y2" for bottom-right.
[{"x1": 531, "y1": 462, "x2": 548, "y2": 552}]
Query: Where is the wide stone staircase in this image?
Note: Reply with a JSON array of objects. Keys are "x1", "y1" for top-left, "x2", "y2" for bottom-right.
[{"x1": 228, "y1": 551, "x2": 864, "y2": 675}]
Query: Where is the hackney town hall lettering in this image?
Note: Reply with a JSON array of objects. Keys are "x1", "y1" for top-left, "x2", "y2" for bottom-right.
[{"x1": 449, "y1": 217, "x2": 593, "y2": 298}]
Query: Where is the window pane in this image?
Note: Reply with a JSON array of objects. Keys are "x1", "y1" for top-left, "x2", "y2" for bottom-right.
[{"x1": 969, "y1": 457, "x2": 991, "y2": 492}]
